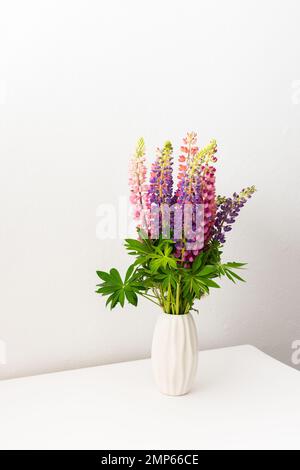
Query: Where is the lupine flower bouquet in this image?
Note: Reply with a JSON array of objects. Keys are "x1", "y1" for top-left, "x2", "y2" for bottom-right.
[
  {"x1": 96, "y1": 132, "x2": 256, "y2": 395},
  {"x1": 96, "y1": 132, "x2": 256, "y2": 316}
]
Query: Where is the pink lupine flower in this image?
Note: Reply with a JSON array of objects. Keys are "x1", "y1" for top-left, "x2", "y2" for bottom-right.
[{"x1": 129, "y1": 137, "x2": 149, "y2": 231}]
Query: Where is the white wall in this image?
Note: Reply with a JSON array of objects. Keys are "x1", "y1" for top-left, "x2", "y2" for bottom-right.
[{"x1": 0, "y1": 0, "x2": 300, "y2": 380}]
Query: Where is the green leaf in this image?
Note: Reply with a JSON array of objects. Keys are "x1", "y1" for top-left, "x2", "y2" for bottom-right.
[
  {"x1": 226, "y1": 269, "x2": 246, "y2": 282},
  {"x1": 125, "y1": 289, "x2": 138, "y2": 306},
  {"x1": 119, "y1": 290, "x2": 125, "y2": 307},
  {"x1": 191, "y1": 279, "x2": 201, "y2": 296},
  {"x1": 218, "y1": 264, "x2": 226, "y2": 276},
  {"x1": 124, "y1": 239, "x2": 153, "y2": 255},
  {"x1": 164, "y1": 245, "x2": 173, "y2": 257},
  {"x1": 225, "y1": 271, "x2": 236, "y2": 283},
  {"x1": 148, "y1": 248, "x2": 177, "y2": 272},
  {"x1": 198, "y1": 265, "x2": 216, "y2": 277},
  {"x1": 225, "y1": 262, "x2": 247, "y2": 269},
  {"x1": 96, "y1": 271, "x2": 111, "y2": 282},
  {"x1": 154, "y1": 271, "x2": 177, "y2": 290},
  {"x1": 199, "y1": 278, "x2": 220, "y2": 288},
  {"x1": 105, "y1": 293, "x2": 115, "y2": 307},
  {"x1": 110, "y1": 292, "x2": 121, "y2": 309},
  {"x1": 97, "y1": 286, "x2": 117, "y2": 295},
  {"x1": 149, "y1": 258, "x2": 162, "y2": 272},
  {"x1": 125, "y1": 264, "x2": 135, "y2": 283},
  {"x1": 192, "y1": 253, "x2": 204, "y2": 273},
  {"x1": 109, "y1": 268, "x2": 123, "y2": 286}
]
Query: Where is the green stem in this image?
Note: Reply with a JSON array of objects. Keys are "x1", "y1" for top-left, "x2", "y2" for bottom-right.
[
  {"x1": 166, "y1": 282, "x2": 171, "y2": 314},
  {"x1": 144, "y1": 293, "x2": 158, "y2": 299},
  {"x1": 153, "y1": 287, "x2": 164, "y2": 308},
  {"x1": 175, "y1": 276, "x2": 181, "y2": 314},
  {"x1": 184, "y1": 302, "x2": 191, "y2": 314}
]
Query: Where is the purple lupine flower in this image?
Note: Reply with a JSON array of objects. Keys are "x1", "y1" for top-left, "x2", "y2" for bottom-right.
[
  {"x1": 148, "y1": 141, "x2": 174, "y2": 205},
  {"x1": 148, "y1": 141, "x2": 174, "y2": 238},
  {"x1": 212, "y1": 186, "x2": 256, "y2": 244}
]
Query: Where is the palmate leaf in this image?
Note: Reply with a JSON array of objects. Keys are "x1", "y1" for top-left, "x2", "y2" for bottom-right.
[
  {"x1": 182, "y1": 260, "x2": 222, "y2": 301},
  {"x1": 199, "y1": 278, "x2": 220, "y2": 288},
  {"x1": 149, "y1": 256, "x2": 177, "y2": 272},
  {"x1": 225, "y1": 268, "x2": 246, "y2": 283},
  {"x1": 96, "y1": 263, "x2": 146, "y2": 309},
  {"x1": 97, "y1": 235, "x2": 248, "y2": 312},
  {"x1": 183, "y1": 276, "x2": 207, "y2": 298},
  {"x1": 221, "y1": 262, "x2": 247, "y2": 283},
  {"x1": 148, "y1": 244, "x2": 178, "y2": 272},
  {"x1": 124, "y1": 239, "x2": 153, "y2": 256},
  {"x1": 153, "y1": 270, "x2": 177, "y2": 290},
  {"x1": 198, "y1": 265, "x2": 217, "y2": 277}
]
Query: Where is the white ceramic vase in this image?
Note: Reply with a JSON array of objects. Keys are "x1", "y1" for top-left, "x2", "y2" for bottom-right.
[{"x1": 151, "y1": 313, "x2": 198, "y2": 396}]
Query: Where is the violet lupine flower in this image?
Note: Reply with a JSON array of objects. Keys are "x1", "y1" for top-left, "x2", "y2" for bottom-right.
[
  {"x1": 212, "y1": 186, "x2": 256, "y2": 244},
  {"x1": 148, "y1": 141, "x2": 174, "y2": 205},
  {"x1": 147, "y1": 141, "x2": 174, "y2": 239},
  {"x1": 129, "y1": 137, "x2": 149, "y2": 230}
]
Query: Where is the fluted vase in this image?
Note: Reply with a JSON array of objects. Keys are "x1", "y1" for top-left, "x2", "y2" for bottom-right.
[{"x1": 151, "y1": 313, "x2": 198, "y2": 396}]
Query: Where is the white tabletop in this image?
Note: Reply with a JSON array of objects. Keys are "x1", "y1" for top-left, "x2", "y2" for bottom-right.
[{"x1": 0, "y1": 345, "x2": 299, "y2": 450}]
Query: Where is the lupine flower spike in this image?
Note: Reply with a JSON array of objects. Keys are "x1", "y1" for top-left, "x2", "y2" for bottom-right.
[{"x1": 128, "y1": 137, "x2": 149, "y2": 231}]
